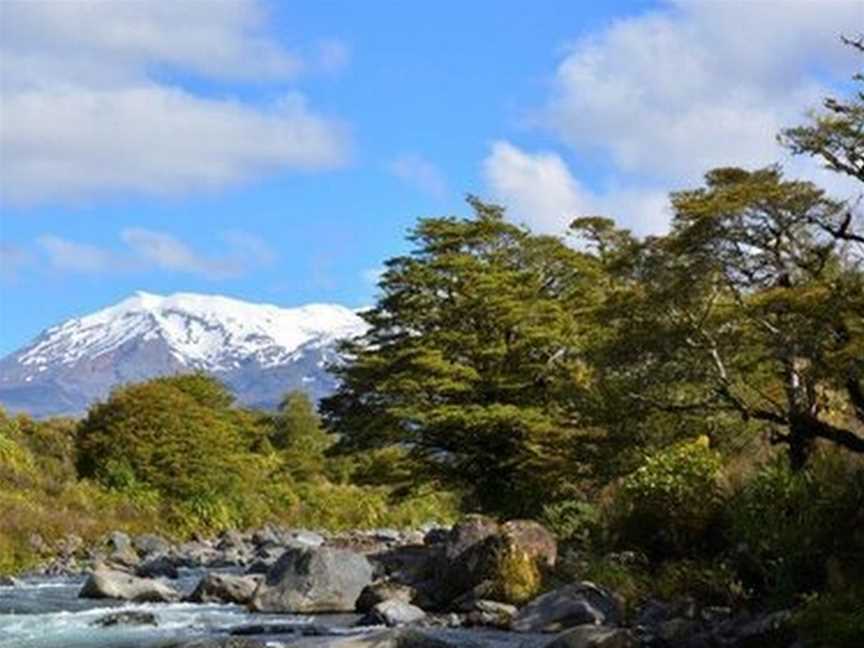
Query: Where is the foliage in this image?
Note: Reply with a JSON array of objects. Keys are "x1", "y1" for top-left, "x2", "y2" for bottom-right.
[
  {"x1": 270, "y1": 390, "x2": 333, "y2": 481},
  {"x1": 492, "y1": 546, "x2": 543, "y2": 604},
  {"x1": 614, "y1": 437, "x2": 724, "y2": 558},
  {"x1": 794, "y1": 588, "x2": 864, "y2": 648},
  {"x1": 540, "y1": 498, "x2": 603, "y2": 547},
  {"x1": 323, "y1": 197, "x2": 604, "y2": 515},
  {"x1": 727, "y1": 451, "x2": 864, "y2": 600},
  {"x1": 76, "y1": 374, "x2": 248, "y2": 502}
]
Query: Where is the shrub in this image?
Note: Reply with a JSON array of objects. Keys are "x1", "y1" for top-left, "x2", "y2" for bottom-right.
[
  {"x1": 614, "y1": 436, "x2": 724, "y2": 558},
  {"x1": 493, "y1": 546, "x2": 542, "y2": 604},
  {"x1": 727, "y1": 451, "x2": 864, "y2": 600},
  {"x1": 541, "y1": 498, "x2": 603, "y2": 547}
]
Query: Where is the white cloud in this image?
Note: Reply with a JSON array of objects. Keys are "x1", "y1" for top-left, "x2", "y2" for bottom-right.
[
  {"x1": 0, "y1": 0, "x2": 349, "y2": 206},
  {"x1": 389, "y1": 154, "x2": 448, "y2": 199},
  {"x1": 490, "y1": 1, "x2": 862, "y2": 236},
  {"x1": 36, "y1": 236, "x2": 116, "y2": 273},
  {"x1": 36, "y1": 229, "x2": 275, "y2": 280},
  {"x1": 483, "y1": 141, "x2": 670, "y2": 236},
  {"x1": 545, "y1": 0, "x2": 860, "y2": 181}
]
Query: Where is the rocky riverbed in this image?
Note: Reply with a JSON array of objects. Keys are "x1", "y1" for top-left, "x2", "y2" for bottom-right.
[{"x1": 0, "y1": 518, "x2": 798, "y2": 647}]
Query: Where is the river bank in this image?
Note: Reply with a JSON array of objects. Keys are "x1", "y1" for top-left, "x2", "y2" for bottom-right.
[{"x1": 0, "y1": 518, "x2": 805, "y2": 647}]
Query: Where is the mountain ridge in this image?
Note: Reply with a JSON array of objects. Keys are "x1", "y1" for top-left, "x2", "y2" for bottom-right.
[{"x1": 0, "y1": 292, "x2": 368, "y2": 418}]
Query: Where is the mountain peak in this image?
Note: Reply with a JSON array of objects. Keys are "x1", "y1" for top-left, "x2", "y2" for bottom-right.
[{"x1": 0, "y1": 292, "x2": 368, "y2": 417}]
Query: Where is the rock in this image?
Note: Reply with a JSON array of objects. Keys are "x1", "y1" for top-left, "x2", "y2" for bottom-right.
[
  {"x1": 497, "y1": 520, "x2": 557, "y2": 569},
  {"x1": 0, "y1": 576, "x2": 20, "y2": 586},
  {"x1": 324, "y1": 629, "x2": 485, "y2": 648},
  {"x1": 133, "y1": 533, "x2": 171, "y2": 556},
  {"x1": 728, "y1": 610, "x2": 795, "y2": 647},
  {"x1": 57, "y1": 534, "x2": 84, "y2": 557},
  {"x1": 107, "y1": 531, "x2": 132, "y2": 552},
  {"x1": 356, "y1": 581, "x2": 418, "y2": 613},
  {"x1": 91, "y1": 610, "x2": 158, "y2": 627},
  {"x1": 165, "y1": 640, "x2": 268, "y2": 648},
  {"x1": 136, "y1": 554, "x2": 179, "y2": 579},
  {"x1": 250, "y1": 546, "x2": 374, "y2": 613},
  {"x1": 364, "y1": 599, "x2": 427, "y2": 627},
  {"x1": 435, "y1": 516, "x2": 557, "y2": 607},
  {"x1": 462, "y1": 599, "x2": 518, "y2": 628},
  {"x1": 511, "y1": 583, "x2": 622, "y2": 632},
  {"x1": 79, "y1": 569, "x2": 179, "y2": 602},
  {"x1": 288, "y1": 529, "x2": 326, "y2": 548},
  {"x1": 372, "y1": 544, "x2": 439, "y2": 585},
  {"x1": 177, "y1": 541, "x2": 219, "y2": 567},
  {"x1": 543, "y1": 625, "x2": 636, "y2": 648},
  {"x1": 187, "y1": 572, "x2": 262, "y2": 605}
]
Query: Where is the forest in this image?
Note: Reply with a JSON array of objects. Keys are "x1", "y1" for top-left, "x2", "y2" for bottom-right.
[{"x1": 1, "y1": 38, "x2": 862, "y2": 647}]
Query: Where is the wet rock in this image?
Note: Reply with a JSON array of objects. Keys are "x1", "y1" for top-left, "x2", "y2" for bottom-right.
[
  {"x1": 136, "y1": 554, "x2": 180, "y2": 579},
  {"x1": 364, "y1": 599, "x2": 427, "y2": 627},
  {"x1": 324, "y1": 628, "x2": 485, "y2": 647},
  {"x1": 543, "y1": 625, "x2": 637, "y2": 648},
  {"x1": 0, "y1": 576, "x2": 20, "y2": 586},
  {"x1": 91, "y1": 610, "x2": 158, "y2": 627},
  {"x1": 511, "y1": 583, "x2": 622, "y2": 632},
  {"x1": 187, "y1": 572, "x2": 262, "y2": 605},
  {"x1": 250, "y1": 546, "x2": 374, "y2": 613},
  {"x1": 356, "y1": 581, "x2": 418, "y2": 613},
  {"x1": 79, "y1": 568, "x2": 179, "y2": 602},
  {"x1": 166, "y1": 639, "x2": 268, "y2": 648},
  {"x1": 462, "y1": 599, "x2": 518, "y2": 628}
]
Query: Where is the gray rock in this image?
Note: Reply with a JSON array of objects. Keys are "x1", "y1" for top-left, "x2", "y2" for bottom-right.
[
  {"x1": 543, "y1": 625, "x2": 636, "y2": 648},
  {"x1": 511, "y1": 583, "x2": 622, "y2": 632},
  {"x1": 0, "y1": 576, "x2": 20, "y2": 587},
  {"x1": 187, "y1": 572, "x2": 262, "y2": 605},
  {"x1": 132, "y1": 533, "x2": 171, "y2": 556},
  {"x1": 356, "y1": 581, "x2": 418, "y2": 613},
  {"x1": 107, "y1": 531, "x2": 132, "y2": 552},
  {"x1": 321, "y1": 629, "x2": 485, "y2": 647},
  {"x1": 367, "y1": 599, "x2": 427, "y2": 627},
  {"x1": 288, "y1": 530, "x2": 326, "y2": 548},
  {"x1": 463, "y1": 599, "x2": 518, "y2": 628},
  {"x1": 136, "y1": 554, "x2": 179, "y2": 579},
  {"x1": 79, "y1": 569, "x2": 179, "y2": 602},
  {"x1": 251, "y1": 546, "x2": 374, "y2": 613},
  {"x1": 91, "y1": 610, "x2": 158, "y2": 627},
  {"x1": 165, "y1": 640, "x2": 268, "y2": 648}
]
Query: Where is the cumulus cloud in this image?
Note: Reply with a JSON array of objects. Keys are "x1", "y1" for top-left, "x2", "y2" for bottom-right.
[
  {"x1": 389, "y1": 154, "x2": 449, "y2": 199},
  {"x1": 36, "y1": 229, "x2": 275, "y2": 280},
  {"x1": 545, "y1": 0, "x2": 860, "y2": 180},
  {"x1": 490, "y1": 1, "x2": 861, "y2": 236},
  {"x1": 0, "y1": 0, "x2": 348, "y2": 206},
  {"x1": 483, "y1": 141, "x2": 670, "y2": 236}
]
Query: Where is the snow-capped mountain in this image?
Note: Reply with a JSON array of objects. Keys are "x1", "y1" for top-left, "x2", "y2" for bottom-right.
[{"x1": 0, "y1": 292, "x2": 368, "y2": 418}]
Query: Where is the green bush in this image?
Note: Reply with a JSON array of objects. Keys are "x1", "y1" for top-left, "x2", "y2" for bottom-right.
[
  {"x1": 727, "y1": 452, "x2": 864, "y2": 601},
  {"x1": 614, "y1": 436, "x2": 724, "y2": 558},
  {"x1": 541, "y1": 498, "x2": 603, "y2": 547},
  {"x1": 794, "y1": 589, "x2": 864, "y2": 648}
]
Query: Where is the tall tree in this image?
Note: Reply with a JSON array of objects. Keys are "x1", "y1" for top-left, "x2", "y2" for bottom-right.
[
  {"x1": 582, "y1": 168, "x2": 864, "y2": 469},
  {"x1": 322, "y1": 198, "x2": 603, "y2": 515}
]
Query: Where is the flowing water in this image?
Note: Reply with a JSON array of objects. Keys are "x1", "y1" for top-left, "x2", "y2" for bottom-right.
[
  {"x1": 0, "y1": 572, "x2": 325, "y2": 647},
  {"x1": 0, "y1": 574, "x2": 543, "y2": 647}
]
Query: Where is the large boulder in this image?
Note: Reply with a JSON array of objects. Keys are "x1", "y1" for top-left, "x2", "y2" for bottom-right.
[
  {"x1": 436, "y1": 516, "x2": 557, "y2": 607},
  {"x1": 133, "y1": 534, "x2": 171, "y2": 557},
  {"x1": 250, "y1": 546, "x2": 374, "y2": 613},
  {"x1": 543, "y1": 625, "x2": 636, "y2": 648},
  {"x1": 136, "y1": 554, "x2": 180, "y2": 579},
  {"x1": 79, "y1": 569, "x2": 179, "y2": 602},
  {"x1": 187, "y1": 573, "x2": 262, "y2": 605},
  {"x1": 511, "y1": 583, "x2": 622, "y2": 632}
]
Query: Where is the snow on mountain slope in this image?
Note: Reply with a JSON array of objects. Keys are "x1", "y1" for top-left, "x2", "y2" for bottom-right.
[{"x1": 0, "y1": 292, "x2": 368, "y2": 417}]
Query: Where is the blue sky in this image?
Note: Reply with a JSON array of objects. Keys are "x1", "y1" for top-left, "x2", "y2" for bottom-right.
[{"x1": 0, "y1": 0, "x2": 861, "y2": 355}]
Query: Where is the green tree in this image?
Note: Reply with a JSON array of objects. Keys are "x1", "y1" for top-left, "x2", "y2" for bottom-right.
[
  {"x1": 271, "y1": 390, "x2": 332, "y2": 481},
  {"x1": 578, "y1": 168, "x2": 863, "y2": 469},
  {"x1": 322, "y1": 198, "x2": 604, "y2": 515},
  {"x1": 76, "y1": 375, "x2": 245, "y2": 500}
]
